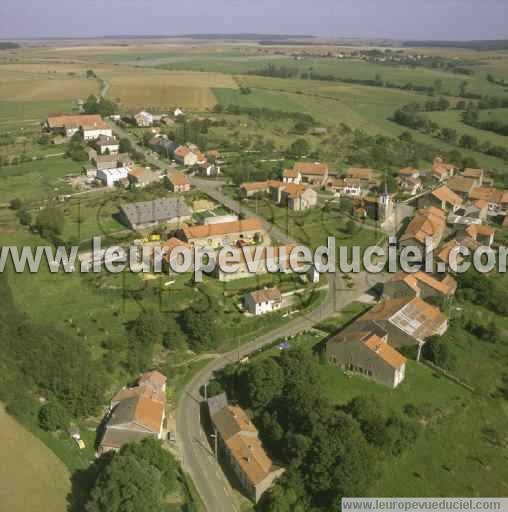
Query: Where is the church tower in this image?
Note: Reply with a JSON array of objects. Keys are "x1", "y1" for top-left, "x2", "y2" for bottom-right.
[{"x1": 378, "y1": 175, "x2": 394, "y2": 224}]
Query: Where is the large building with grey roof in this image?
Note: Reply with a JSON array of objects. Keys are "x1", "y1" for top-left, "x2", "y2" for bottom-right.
[{"x1": 119, "y1": 197, "x2": 192, "y2": 230}]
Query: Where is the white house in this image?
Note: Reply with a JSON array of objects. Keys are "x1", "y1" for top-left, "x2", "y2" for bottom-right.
[
  {"x1": 95, "y1": 135, "x2": 120, "y2": 155},
  {"x1": 134, "y1": 111, "x2": 154, "y2": 127},
  {"x1": 244, "y1": 288, "x2": 282, "y2": 316},
  {"x1": 82, "y1": 122, "x2": 113, "y2": 141},
  {"x1": 174, "y1": 107, "x2": 185, "y2": 118},
  {"x1": 174, "y1": 146, "x2": 198, "y2": 166},
  {"x1": 199, "y1": 162, "x2": 221, "y2": 177},
  {"x1": 97, "y1": 167, "x2": 129, "y2": 187}
]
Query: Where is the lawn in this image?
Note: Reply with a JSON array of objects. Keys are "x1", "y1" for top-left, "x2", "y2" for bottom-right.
[
  {"x1": 240, "y1": 195, "x2": 384, "y2": 252},
  {"x1": 0, "y1": 156, "x2": 81, "y2": 205},
  {"x1": 0, "y1": 404, "x2": 71, "y2": 512}
]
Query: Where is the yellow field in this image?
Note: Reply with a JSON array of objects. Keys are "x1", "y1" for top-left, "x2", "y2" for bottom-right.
[
  {"x1": 0, "y1": 405, "x2": 70, "y2": 512},
  {"x1": 105, "y1": 70, "x2": 237, "y2": 111},
  {"x1": 0, "y1": 77, "x2": 98, "y2": 101}
]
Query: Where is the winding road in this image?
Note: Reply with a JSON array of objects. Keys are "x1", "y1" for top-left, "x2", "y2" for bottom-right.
[{"x1": 110, "y1": 122, "x2": 389, "y2": 512}]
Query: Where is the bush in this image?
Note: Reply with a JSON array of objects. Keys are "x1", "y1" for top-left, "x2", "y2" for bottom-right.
[{"x1": 39, "y1": 400, "x2": 70, "y2": 431}]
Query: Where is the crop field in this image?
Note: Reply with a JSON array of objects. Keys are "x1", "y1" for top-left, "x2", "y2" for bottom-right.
[
  {"x1": 0, "y1": 404, "x2": 70, "y2": 512},
  {"x1": 102, "y1": 69, "x2": 236, "y2": 111},
  {"x1": 0, "y1": 76, "x2": 98, "y2": 102}
]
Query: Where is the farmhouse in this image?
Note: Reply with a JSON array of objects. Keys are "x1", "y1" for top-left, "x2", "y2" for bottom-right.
[
  {"x1": 462, "y1": 168, "x2": 484, "y2": 186},
  {"x1": 270, "y1": 182, "x2": 318, "y2": 211},
  {"x1": 120, "y1": 197, "x2": 192, "y2": 230},
  {"x1": 353, "y1": 297, "x2": 448, "y2": 348},
  {"x1": 422, "y1": 186, "x2": 462, "y2": 212},
  {"x1": 399, "y1": 207, "x2": 446, "y2": 252},
  {"x1": 327, "y1": 177, "x2": 362, "y2": 197},
  {"x1": 127, "y1": 166, "x2": 162, "y2": 188},
  {"x1": 469, "y1": 187, "x2": 508, "y2": 216},
  {"x1": 399, "y1": 176, "x2": 422, "y2": 196},
  {"x1": 45, "y1": 114, "x2": 112, "y2": 140},
  {"x1": 177, "y1": 218, "x2": 264, "y2": 249},
  {"x1": 211, "y1": 244, "x2": 297, "y2": 281},
  {"x1": 174, "y1": 146, "x2": 198, "y2": 166},
  {"x1": 464, "y1": 224, "x2": 495, "y2": 247},
  {"x1": 447, "y1": 201, "x2": 487, "y2": 229},
  {"x1": 447, "y1": 177, "x2": 477, "y2": 199},
  {"x1": 432, "y1": 157, "x2": 457, "y2": 181},
  {"x1": 97, "y1": 167, "x2": 129, "y2": 187},
  {"x1": 93, "y1": 153, "x2": 120, "y2": 171},
  {"x1": 293, "y1": 162, "x2": 329, "y2": 186},
  {"x1": 384, "y1": 271, "x2": 457, "y2": 300},
  {"x1": 282, "y1": 169, "x2": 302, "y2": 184},
  {"x1": 240, "y1": 181, "x2": 271, "y2": 197},
  {"x1": 399, "y1": 167, "x2": 420, "y2": 180},
  {"x1": 346, "y1": 167, "x2": 376, "y2": 184},
  {"x1": 168, "y1": 172, "x2": 191, "y2": 193},
  {"x1": 94, "y1": 135, "x2": 119, "y2": 155},
  {"x1": 208, "y1": 394, "x2": 284, "y2": 503},
  {"x1": 244, "y1": 288, "x2": 282, "y2": 315},
  {"x1": 326, "y1": 331, "x2": 406, "y2": 388},
  {"x1": 161, "y1": 237, "x2": 194, "y2": 270},
  {"x1": 199, "y1": 162, "x2": 221, "y2": 177},
  {"x1": 98, "y1": 371, "x2": 166, "y2": 455}
]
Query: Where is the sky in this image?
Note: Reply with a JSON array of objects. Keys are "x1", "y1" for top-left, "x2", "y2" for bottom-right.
[{"x1": 0, "y1": 0, "x2": 506, "y2": 40}]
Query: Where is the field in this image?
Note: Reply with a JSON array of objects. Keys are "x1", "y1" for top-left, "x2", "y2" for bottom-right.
[
  {"x1": 425, "y1": 109, "x2": 508, "y2": 147},
  {"x1": 0, "y1": 404, "x2": 71, "y2": 512},
  {"x1": 103, "y1": 69, "x2": 237, "y2": 111},
  {"x1": 0, "y1": 156, "x2": 80, "y2": 205}
]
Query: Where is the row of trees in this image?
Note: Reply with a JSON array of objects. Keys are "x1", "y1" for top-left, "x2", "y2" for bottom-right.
[
  {"x1": 211, "y1": 349, "x2": 419, "y2": 510},
  {"x1": 392, "y1": 108, "x2": 508, "y2": 161}
]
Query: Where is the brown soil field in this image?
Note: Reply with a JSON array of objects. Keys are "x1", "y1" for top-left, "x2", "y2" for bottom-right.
[{"x1": 0, "y1": 405, "x2": 71, "y2": 512}]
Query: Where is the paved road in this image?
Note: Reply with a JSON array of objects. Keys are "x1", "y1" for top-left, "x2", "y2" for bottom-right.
[
  {"x1": 111, "y1": 124, "x2": 387, "y2": 511},
  {"x1": 176, "y1": 179, "x2": 388, "y2": 512}
]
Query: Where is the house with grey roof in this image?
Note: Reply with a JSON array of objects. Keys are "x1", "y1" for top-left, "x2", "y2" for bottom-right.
[{"x1": 119, "y1": 197, "x2": 192, "y2": 230}]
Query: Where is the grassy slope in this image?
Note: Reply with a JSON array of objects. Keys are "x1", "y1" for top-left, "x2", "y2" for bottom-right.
[
  {"x1": 216, "y1": 75, "x2": 508, "y2": 170},
  {"x1": 0, "y1": 404, "x2": 71, "y2": 512}
]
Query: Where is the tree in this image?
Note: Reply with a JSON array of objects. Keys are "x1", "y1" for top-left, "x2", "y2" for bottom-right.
[
  {"x1": 86, "y1": 453, "x2": 165, "y2": 512},
  {"x1": 16, "y1": 208, "x2": 32, "y2": 226},
  {"x1": 39, "y1": 400, "x2": 70, "y2": 431},
  {"x1": 459, "y1": 80, "x2": 469, "y2": 97},
  {"x1": 126, "y1": 310, "x2": 164, "y2": 372},
  {"x1": 162, "y1": 316, "x2": 188, "y2": 352},
  {"x1": 459, "y1": 134, "x2": 478, "y2": 150},
  {"x1": 119, "y1": 138, "x2": 132, "y2": 154},
  {"x1": 35, "y1": 205, "x2": 64, "y2": 237},
  {"x1": 422, "y1": 336, "x2": 454, "y2": 369},
  {"x1": 120, "y1": 438, "x2": 178, "y2": 493},
  {"x1": 244, "y1": 358, "x2": 284, "y2": 410},
  {"x1": 441, "y1": 127, "x2": 458, "y2": 144},
  {"x1": 181, "y1": 297, "x2": 218, "y2": 351},
  {"x1": 86, "y1": 69, "x2": 97, "y2": 79},
  {"x1": 287, "y1": 138, "x2": 310, "y2": 158},
  {"x1": 9, "y1": 198, "x2": 22, "y2": 210}
]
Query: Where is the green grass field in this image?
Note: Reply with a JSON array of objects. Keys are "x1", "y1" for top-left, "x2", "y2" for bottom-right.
[
  {"x1": 425, "y1": 110, "x2": 508, "y2": 147},
  {"x1": 0, "y1": 156, "x2": 81, "y2": 205}
]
